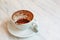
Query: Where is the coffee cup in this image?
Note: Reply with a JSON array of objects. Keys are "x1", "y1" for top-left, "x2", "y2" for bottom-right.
[{"x1": 10, "y1": 10, "x2": 38, "y2": 31}]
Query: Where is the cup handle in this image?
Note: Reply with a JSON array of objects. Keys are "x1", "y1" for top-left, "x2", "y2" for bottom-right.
[{"x1": 32, "y1": 22, "x2": 38, "y2": 33}]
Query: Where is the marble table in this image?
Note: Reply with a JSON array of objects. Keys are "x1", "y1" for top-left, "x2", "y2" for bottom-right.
[{"x1": 0, "y1": 0, "x2": 60, "y2": 40}]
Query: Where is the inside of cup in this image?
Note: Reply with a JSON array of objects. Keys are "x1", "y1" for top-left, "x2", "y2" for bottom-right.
[{"x1": 12, "y1": 10, "x2": 34, "y2": 25}]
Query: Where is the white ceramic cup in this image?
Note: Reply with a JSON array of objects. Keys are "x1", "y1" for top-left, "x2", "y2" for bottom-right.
[{"x1": 10, "y1": 10, "x2": 38, "y2": 31}]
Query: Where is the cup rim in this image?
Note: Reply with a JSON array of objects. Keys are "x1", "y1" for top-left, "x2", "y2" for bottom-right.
[{"x1": 10, "y1": 10, "x2": 35, "y2": 25}]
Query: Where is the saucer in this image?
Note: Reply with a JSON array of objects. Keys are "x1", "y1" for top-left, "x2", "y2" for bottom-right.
[{"x1": 7, "y1": 22, "x2": 38, "y2": 38}]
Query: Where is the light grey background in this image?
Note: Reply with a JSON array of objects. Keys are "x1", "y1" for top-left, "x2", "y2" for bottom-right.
[{"x1": 0, "y1": 0, "x2": 60, "y2": 40}]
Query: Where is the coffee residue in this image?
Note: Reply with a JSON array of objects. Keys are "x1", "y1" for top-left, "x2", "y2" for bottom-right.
[{"x1": 15, "y1": 19, "x2": 30, "y2": 24}]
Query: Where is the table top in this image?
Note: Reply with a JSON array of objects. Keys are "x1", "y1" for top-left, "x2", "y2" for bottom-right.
[{"x1": 0, "y1": 0, "x2": 60, "y2": 40}]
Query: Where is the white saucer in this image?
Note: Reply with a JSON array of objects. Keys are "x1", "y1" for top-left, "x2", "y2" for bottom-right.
[{"x1": 7, "y1": 22, "x2": 38, "y2": 38}]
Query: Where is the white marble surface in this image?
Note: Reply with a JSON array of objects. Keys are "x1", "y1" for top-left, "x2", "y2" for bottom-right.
[{"x1": 0, "y1": 0, "x2": 60, "y2": 40}]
